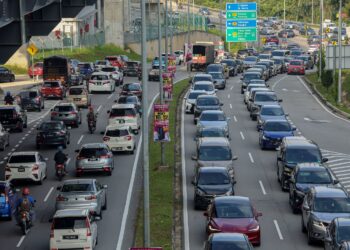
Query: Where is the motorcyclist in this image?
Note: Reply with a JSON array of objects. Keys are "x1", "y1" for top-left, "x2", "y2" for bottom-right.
[
  {"x1": 54, "y1": 146, "x2": 68, "y2": 173},
  {"x1": 15, "y1": 187, "x2": 35, "y2": 225},
  {"x1": 87, "y1": 106, "x2": 97, "y2": 128},
  {"x1": 4, "y1": 91, "x2": 14, "y2": 105}
]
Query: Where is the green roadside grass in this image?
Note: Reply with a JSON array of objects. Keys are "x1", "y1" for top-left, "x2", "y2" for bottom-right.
[
  {"x1": 134, "y1": 78, "x2": 189, "y2": 249},
  {"x1": 4, "y1": 64, "x2": 27, "y2": 75}
]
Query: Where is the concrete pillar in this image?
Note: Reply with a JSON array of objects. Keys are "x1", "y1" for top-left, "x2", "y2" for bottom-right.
[
  {"x1": 104, "y1": 0, "x2": 124, "y2": 47},
  {"x1": 97, "y1": 0, "x2": 102, "y2": 30}
]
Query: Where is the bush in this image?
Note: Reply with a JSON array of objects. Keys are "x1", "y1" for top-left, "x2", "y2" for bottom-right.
[{"x1": 321, "y1": 70, "x2": 333, "y2": 89}]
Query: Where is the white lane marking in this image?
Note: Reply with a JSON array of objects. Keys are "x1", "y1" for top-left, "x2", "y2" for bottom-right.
[
  {"x1": 44, "y1": 187, "x2": 54, "y2": 202},
  {"x1": 248, "y1": 152, "x2": 254, "y2": 163},
  {"x1": 228, "y1": 94, "x2": 230, "y2": 99},
  {"x1": 4, "y1": 157, "x2": 8, "y2": 160},
  {"x1": 233, "y1": 115, "x2": 237, "y2": 122},
  {"x1": 66, "y1": 158, "x2": 71, "y2": 166},
  {"x1": 240, "y1": 131, "x2": 245, "y2": 140},
  {"x1": 274, "y1": 220, "x2": 284, "y2": 240},
  {"x1": 19, "y1": 140, "x2": 22, "y2": 143},
  {"x1": 327, "y1": 158, "x2": 347, "y2": 163},
  {"x1": 97, "y1": 105, "x2": 102, "y2": 112},
  {"x1": 230, "y1": 86, "x2": 234, "y2": 90},
  {"x1": 332, "y1": 169, "x2": 350, "y2": 174},
  {"x1": 326, "y1": 155, "x2": 344, "y2": 159},
  {"x1": 107, "y1": 93, "x2": 113, "y2": 99},
  {"x1": 16, "y1": 235, "x2": 26, "y2": 248},
  {"x1": 77, "y1": 135, "x2": 84, "y2": 145},
  {"x1": 336, "y1": 172, "x2": 350, "y2": 177},
  {"x1": 297, "y1": 76, "x2": 350, "y2": 124},
  {"x1": 329, "y1": 161, "x2": 350, "y2": 167},
  {"x1": 331, "y1": 165, "x2": 350, "y2": 171},
  {"x1": 271, "y1": 75, "x2": 288, "y2": 90},
  {"x1": 14, "y1": 144, "x2": 19, "y2": 148},
  {"x1": 21, "y1": 137, "x2": 25, "y2": 140},
  {"x1": 28, "y1": 100, "x2": 60, "y2": 125},
  {"x1": 259, "y1": 180, "x2": 266, "y2": 195},
  {"x1": 7, "y1": 153, "x2": 11, "y2": 156},
  {"x1": 340, "y1": 180, "x2": 350, "y2": 184},
  {"x1": 230, "y1": 104, "x2": 232, "y2": 109}
]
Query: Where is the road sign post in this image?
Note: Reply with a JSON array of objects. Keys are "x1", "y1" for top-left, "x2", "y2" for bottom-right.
[{"x1": 27, "y1": 43, "x2": 39, "y2": 82}]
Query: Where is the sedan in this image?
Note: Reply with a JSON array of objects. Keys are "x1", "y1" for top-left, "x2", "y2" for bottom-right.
[
  {"x1": 55, "y1": 179, "x2": 107, "y2": 217},
  {"x1": 50, "y1": 103, "x2": 82, "y2": 127},
  {"x1": 259, "y1": 119, "x2": 295, "y2": 149},
  {"x1": 205, "y1": 233, "x2": 254, "y2": 250},
  {"x1": 288, "y1": 60, "x2": 305, "y2": 75},
  {"x1": 197, "y1": 110, "x2": 230, "y2": 138},
  {"x1": 208, "y1": 72, "x2": 226, "y2": 89},
  {"x1": 121, "y1": 83, "x2": 142, "y2": 100},
  {"x1": 36, "y1": 121, "x2": 70, "y2": 149},
  {"x1": 257, "y1": 104, "x2": 287, "y2": 130},
  {"x1": 192, "y1": 81, "x2": 217, "y2": 96},
  {"x1": 28, "y1": 62, "x2": 43, "y2": 78},
  {"x1": 185, "y1": 90, "x2": 207, "y2": 114},
  {"x1": 205, "y1": 196, "x2": 262, "y2": 246},
  {"x1": 75, "y1": 143, "x2": 114, "y2": 176}
]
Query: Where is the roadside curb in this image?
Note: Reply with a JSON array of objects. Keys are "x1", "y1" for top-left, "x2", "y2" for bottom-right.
[
  {"x1": 0, "y1": 81, "x2": 41, "y2": 89},
  {"x1": 302, "y1": 76, "x2": 350, "y2": 119}
]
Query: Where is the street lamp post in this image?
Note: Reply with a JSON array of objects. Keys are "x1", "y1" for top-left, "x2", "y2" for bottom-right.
[
  {"x1": 283, "y1": 0, "x2": 286, "y2": 31},
  {"x1": 318, "y1": 0, "x2": 323, "y2": 81},
  {"x1": 338, "y1": 0, "x2": 342, "y2": 104}
]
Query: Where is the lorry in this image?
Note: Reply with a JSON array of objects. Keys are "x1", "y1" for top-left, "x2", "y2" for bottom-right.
[
  {"x1": 43, "y1": 56, "x2": 71, "y2": 86},
  {"x1": 190, "y1": 44, "x2": 215, "y2": 71}
]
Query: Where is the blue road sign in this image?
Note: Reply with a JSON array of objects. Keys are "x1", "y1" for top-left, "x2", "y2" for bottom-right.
[
  {"x1": 226, "y1": 2, "x2": 257, "y2": 11},
  {"x1": 226, "y1": 20, "x2": 257, "y2": 28}
]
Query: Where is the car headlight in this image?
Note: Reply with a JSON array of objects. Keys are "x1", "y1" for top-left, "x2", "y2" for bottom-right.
[{"x1": 312, "y1": 219, "x2": 325, "y2": 227}]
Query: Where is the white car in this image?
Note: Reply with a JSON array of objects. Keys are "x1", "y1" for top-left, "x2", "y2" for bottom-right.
[
  {"x1": 88, "y1": 72, "x2": 115, "y2": 93},
  {"x1": 100, "y1": 66, "x2": 124, "y2": 86},
  {"x1": 174, "y1": 50, "x2": 184, "y2": 65},
  {"x1": 94, "y1": 60, "x2": 110, "y2": 71},
  {"x1": 107, "y1": 104, "x2": 140, "y2": 133},
  {"x1": 185, "y1": 90, "x2": 207, "y2": 114},
  {"x1": 192, "y1": 81, "x2": 217, "y2": 96},
  {"x1": 103, "y1": 125, "x2": 136, "y2": 153},
  {"x1": 50, "y1": 209, "x2": 98, "y2": 250},
  {"x1": 5, "y1": 151, "x2": 47, "y2": 184}
]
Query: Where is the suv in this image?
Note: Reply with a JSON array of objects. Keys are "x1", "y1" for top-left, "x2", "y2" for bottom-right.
[
  {"x1": 277, "y1": 136, "x2": 328, "y2": 191},
  {"x1": 301, "y1": 186, "x2": 350, "y2": 244},
  {"x1": 41, "y1": 80, "x2": 66, "y2": 99},
  {"x1": 249, "y1": 92, "x2": 282, "y2": 120},
  {"x1": 51, "y1": 103, "x2": 82, "y2": 127},
  {"x1": 66, "y1": 86, "x2": 91, "y2": 108},
  {"x1": 193, "y1": 95, "x2": 222, "y2": 124},
  {"x1": 78, "y1": 62, "x2": 94, "y2": 79},
  {"x1": 123, "y1": 61, "x2": 141, "y2": 76},
  {"x1": 0, "y1": 105, "x2": 27, "y2": 132},
  {"x1": 36, "y1": 121, "x2": 70, "y2": 149},
  {"x1": 18, "y1": 90, "x2": 44, "y2": 111},
  {"x1": 50, "y1": 209, "x2": 98, "y2": 250},
  {"x1": 107, "y1": 104, "x2": 140, "y2": 134}
]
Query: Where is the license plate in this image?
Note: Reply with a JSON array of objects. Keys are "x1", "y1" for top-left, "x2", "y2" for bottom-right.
[
  {"x1": 18, "y1": 167, "x2": 25, "y2": 172},
  {"x1": 118, "y1": 120, "x2": 125, "y2": 124},
  {"x1": 116, "y1": 147, "x2": 122, "y2": 150},
  {"x1": 63, "y1": 235, "x2": 78, "y2": 240},
  {"x1": 88, "y1": 158, "x2": 98, "y2": 161},
  {"x1": 74, "y1": 98, "x2": 81, "y2": 101}
]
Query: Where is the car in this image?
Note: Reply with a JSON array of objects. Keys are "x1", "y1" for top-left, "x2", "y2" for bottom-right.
[
  {"x1": 0, "y1": 66, "x2": 15, "y2": 82},
  {"x1": 205, "y1": 233, "x2": 254, "y2": 250},
  {"x1": 55, "y1": 179, "x2": 107, "y2": 216},
  {"x1": 88, "y1": 72, "x2": 115, "y2": 94},
  {"x1": 116, "y1": 95, "x2": 142, "y2": 114},
  {"x1": 220, "y1": 59, "x2": 238, "y2": 76},
  {"x1": 272, "y1": 56, "x2": 287, "y2": 73},
  {"x1": 94, "y1": 60, "x2": 110, "y2": 70},
  {"x1": 204, "y1": 196, "x2": 262, "y2": 246},
  {"x1": 185, "y1": 90, "x2": 207, "y2": 114},
  {"x1": 277, "y1": 136, "x2": 328, "y2": 191},
  {"x1": 259, "y1": 119, "x2": 296, "y2": 149},
  {"x1": 0, "y1": 181, "x2": 17, "y2": 220},
  {"x1": 206, "y1": 64, "x2": 225, "y2": 75},
  {"x1": 51, "y1": 102, "x2": 82, "y2": 127},
  {"x1": 100, "y1": 66, "x2": 124, "y2": 86},
  {"x1": 287, "y1": 60, "x2": 305, "y2": 75},
  {"x1": 123, "y1": 61, "x2": 141, "y2": 77},
  {"x1": 0, "y1": 123, "x2": 9, "y2": 150},
  {"x1": 289, "y1": 163, "x2": 339, "y2": 214},
  {"x1": 240, "y1": 72, "x2": 262, "y2": 94},
  {"x1": 325, "y1": 218, "x2": 350, "y2": 250},
  {"x1": 290, "y1": 49, "x2": 303, "y2": 58},
  {"x1": 78, "y1": 62, "x2": 94, "y2": 79},
  {"x1": 266, "y1": 35, "x2": 279, "y2": 45},
  {"x1": 249, "y1": 92, "x2": 282, "y2": 120},
  {"x1": 196, "y1": 127, "x2": 227, "y2": 140},
  {"x1": 36, "y1": 121, "x2": 70, "y2": 149},
  {"x1": 208, "y1": 72, "x2": 226, "y2": 89},
  {"x1": 243, "y1": 56, "x2": 258, "y2": 69},
  {"x1": 190, "y1": 73, "x2": 213, "y2": 85},
  {"x1": 40, "y1": 80, "x2": 66, "y2": 99},
  {"x1": 50, "y1": 209, "x2": 98, "y2": 250},
  {"x1": 197, "y1": 110, "x2": 230, "y2": 138},
  {"x1": 199, "y1": 7, "x2": 210, "y2": 15},
  {"x1": 192, "y1": 167, "x2": 235, "y2": 210},
  {"x1": 66, "y1": 86, "x2": 91, "y2": 108},
  {"x1": 256, "y1": 61, "x2": 274, "y2": 78},
  {"x1": 234, "y1": 59, "x2": 244, "y2": 73},
  {"x1": 5, "y1": 151, "x2": 47, "y2": 184},
  {"x1": 152, "y1": 56, "x2": 166, "y2": 69},
  {"x1": 107, "y1": 104, "x2": 140, "y2": 133},
  {"x1": 192, "y1": 137, "x2": 237, "y2": 178},
  {"x1": 75, "y1": 143, "x2": 114, "y2": 176},
  {"x1": 0, "y1": 105, "x2": 27, "y2": 132},
  {"x1": 192, "y1": 81, "x2": 217, "y2": 96},
  {"x1": 257, "y1": 104, "x2": 288, "y2": 130},
  {"x1": 258, "y1": 54, "x2": 272, "y2": 60},
  {"x1": 251, "y1": 65, "x2": 269, "y2": 80},
  {"x1": 193, "y1": 95, "x2": 222, "y2": 124},
  {"x1": 121, "y1": 83, "x2": 142, "y2": 100},
  {"x1": 28, "y1": 62, "x2": 43, "y2": 78},
  {"x1": 102, "y1": 125, "x2": 136, "y2": 154},
  {"x1": 174, "y1": 50, "x2": 184, "y2": 64},
  {"x1": 70, "y1": 74, "x2": 84, "y2": 86},
  {"x1": 244, "y1": 84, "x2": 267, "y2": 104},
  {"x1": 246, "y1": 88, "x2": 271, "y2": 111},
  {"x1": 296, "y1": 55, "x2": 314, "y2": 70},
  {"x1": 301, "y1": 186, "x2": 350, "y2": 244}
]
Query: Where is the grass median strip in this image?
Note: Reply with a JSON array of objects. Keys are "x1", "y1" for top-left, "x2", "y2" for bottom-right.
[{"x1": 134, "y1": 78, "x2": 189, "y2": 249}]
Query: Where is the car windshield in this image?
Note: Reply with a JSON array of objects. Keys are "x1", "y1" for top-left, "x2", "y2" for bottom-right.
[
  {"x1": 198, "y1": 146, "x2": 231, "y2": 161},
  {"x1": 197, "y1": 98, "x2": 219, "y2": 106},
  {"x1": 78, "y1": 63, "x2": 91, "y2": 69},
  {"x1": 43, "y1": 82, "x2": 59, "y2": 87},
  {"x1": 106, "y1": 129, "x2": 129, "y2": 137},
  {"x1": 221, "y1": 60, "x2": 235, "y2": 66},
  {"x1": 198, "y1": 172, "x2": 230, "y2": 185},
  {"x1": 244, "y1": 74, "x2": 260, "y2": 80},
  {"x1": 337, "y1": 226, "x2": 350, "y2": 243},
  {"x1": 314, "y1": 197, "x2": 350, "y2": 213},
  {"x1": 53, "y1": 217, "x2": 87, "y2": 230},
  {"x1": 91, "y1": 75, "x2": 108, "y2": 81},
  {"x1": 200, "y1": 129, "x2": 226, "y2": 137},
  {"x1": 200, "y1": 113, "x2": 226, "y2": 121},
  {"x1": 79, "y1": 147, "x2": 109, "y2": 158},
  {"x1": 255, "y1": 94, "x2": 277, "y2": 102},
  {"x1": 286, "y1": 148, "x2": 321, "y2": 164},
  {"x1": 61, "y1": 183, "x2": 94, "y2": 192},
  {"x1": 96, "y1": 61, "x2": 106, "y2": 65},
  {"x1": 188, "y1": 92, "x2": 205, "y2": 100},
  {"x1": 54, "y1": 106, "x2": 74, "y2": 112},
  {"x1": 20, "y1": 91, "x2": 37, "y2": 98},
  {"x1": 194, "y1": 84, "x2": 214, "y2": 91},
  {"x1": 210, "y1": 72, "x2": 224, "y2": 79},
  {"x1": 296, "y1": 170, "x2": 332, "y2": 184},
  {"x1": 69, "y1": 88, "x2": 83, "y2": 95},
  {"x1": 124, "y1": 84, "x2": 141, "y2": 91},
  {"x1": 9, "y1": 155, "x2": 36, "y2": 163},
  {"x1": 261, "y1": 107, "x2": 284, "y2": 116},
  {"x1": 264, "y1": 121, "x2": 291, "y2": 131},
  {"x1": 194, "y1": 76, "x2": 211, "y2": 82},
  {"x1": 245, "y1": 57, "x2": 257, "y2": 62},
  {"x1": 110, "y1": 108, "x2": 136, "y2": 117},
  {"x1": 250, "y1": 80, "x2": 265, "y2": 84},
  {"x1": 118, "y1": 96, "x2": 138, "y2": 104},
  {"x1": 291, "y1": 60, "x2": 303, "y2": 66},
  {"x1": 211, "y1": 241, "x2": 250, "y2": 249},
  {"x1": 215, "y1": 201, "x2": 253, "y2": 218},
  {"x1": 259, "y1": 55, "x2": 270, "y2": 59},
  {"x1": 101, "y1": 67, "x2": 116, "y2": 72},
  {"x1": 40, "y1": 122, "x2": 63, "y2": 130}
]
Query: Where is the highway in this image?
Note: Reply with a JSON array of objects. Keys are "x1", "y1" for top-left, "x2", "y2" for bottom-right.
[
  {"x1": 182, "y1": 64, "x2": 350, "y2": 249},
  {"x1": 0, "y1": 66, "x2": 188, "y2": 250}
]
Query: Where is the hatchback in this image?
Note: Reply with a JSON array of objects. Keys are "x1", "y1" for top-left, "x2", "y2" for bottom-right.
[
  {"x1": 51, "y1": 102, "x2": 82, "y2": 127},
  {"x1": 244, "y1": 84, "x2": 267, "y2": 104},
  {"x1": 40, "y1": 80, "x2": 65, "y2": 99},
  {"x1": 94, "y1": 60, "x2": 110, "y2": 71},
  {"x1": 66, "y1": 86, "x2": 91, "y2": 108},
  {"x1": 195, "y1": 127, "x2": 227, "y2": 140},
  {"x1": 100, "y1": 66, "x2": 124, "y2": 85},
  {"x1": 205, "y1": 233, "x2": 254, "y2": 250},
  {"x1": 36, "y1": 121, "x2": 70, "y2": 149},
  {"x1": 116, "y1": 95, "x2": 141, "y2": 114},
  {"x1": 288, "y1": 60, "x2": 305, "y2": 75},
  {"x1": 192, "y1": 81, "x2": 217, "y2": 96},
  {"x1": 107, "y1": 104, "x2": 140, "y2": 133},
  {"x1": 124, "y1": 61, "x2": 141, "y2": 76},
  {"x1": 55, "y1": 179, "x2": 107, "y2": 216},
  {"x1": 75, "y1": 143, "x2": 114, "y2": 176},
  {"x1": 88, "y1": 72, "x2": 115, "y2": 94},
  {"x1": 259, "y1": 119, "x2": 296, "y2": 149},
  {"x1": 0, "y1": 67, "x2": 15, "y2": 82},
  {"x1": 0, "y1": 181, "x2": 17, "y2": 220},
  {"x1": 78, "y1": 62, "x2": 94, "y2": 79},
  {"x1": 18, "y1": 90, "x2": 44, "y2": 111},
  {"x1": 185, "y1": 90, "x2": 207, "y2": 114},
  {"x1": 208, "y1": 72, "x2": 226, "y2": 89},
  {"x1": 121, "y1": 83, "x2": 142, "y2": 100},
  {"x1": 102, "y1": 125, "x2": 136, "y2": 154}
]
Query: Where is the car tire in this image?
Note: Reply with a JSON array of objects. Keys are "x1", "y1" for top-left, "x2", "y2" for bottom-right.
[
  {"x1": 76, "y1": 172, "x2": 81, "y2": 177},
  {"x1": 107, "y1": 169, "x2": 112, "y2": 176},
  {"x1": 102, "y1": 197, "x2": 107, "y2": 210},
  {"x1": 37, "y1": 174, "x2": 43, "y2": 185},
  {"x1": 130, "y1": 147, "x2": 135, "y2": 155},
  {"x1": 307, "y1": 224, "x2": 315, "y2": 245},
  {"x1": 301, "y1": 216, "x2": 307, "y2": 233},
  {"x1": 0, "y1": 140, "x2": 5, "y2": 151},
  {"x1": 36, "y1": 144, "x2": 40, "y2": 150},
  {"x1": 280, "y1": 175, "x2": 287, "y2": 191}
]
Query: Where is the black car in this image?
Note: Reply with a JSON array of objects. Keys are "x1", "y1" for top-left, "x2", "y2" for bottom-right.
[
  {"x1": 289, "y1": 163, "x2": 339, "y2": 213},
  {"x1": 70, "y1": 74, "x2": 84, "y2": 86},
  {"x1": 124, "y1": 61, "x2": 141, "y2": 77},
  {"x1": 193, "y1": 95, "x2": 222, "y2": 124},
  {"x1": 18, "y1": 90, "x2": 44, "y2": 112},
  {"x1": 205, "y1": 233, "x2": 253, "y2": 250},
  {"x1": 0, "y1": 67, "x2": 15, "y2": 82},
  {"x1": 220, "y1": 59, "x2": 238, "y2": 76},
  {"x1": 277, "y1": 136, "x2": 328, "y2": 191},
  {"x1": 36, "y1": 121, "x2": 70, "y2": 149},
  {"x1": 192, "y1": 167, "x2": 235, "y2": 210},
  {"x1": 0, "y1": 105, "x2": 27, "y2": 132}
]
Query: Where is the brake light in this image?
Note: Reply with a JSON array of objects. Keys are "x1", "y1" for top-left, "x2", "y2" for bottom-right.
[
  {"x1": 35, "y1": 96, "x2": 40, "y2": 103},
  {"x1": 77, "y1": 156, "x2": 85, "y2": 160},
  {"x1": 85, "y1": 218, "x2": 91, "y2": 236},
  {"x1": 85, "y1": 195, "x2": 96, "y2": 201},
  {"x1": 51, "y1": 111, "x2": 58, "y2": 116},
  {"x1": 103, "y1": 136, "x2": 110, "y2": 141},
  {"x1": 125, "y1": 135, "x2": 132, "y2": 141},
  {"x1": 100, "y1": 154, "x2": 112, "y2": 159},
  {"x1": 103, "y1": 81, "x2": 110, "y2": 85},
  {"x1": 50, "y1": 221, "x2": 55, "y2": 238},
  {"x1": 56, "y1": 195, "x2": 68, "y2": 201},
  {"x1": 70, "y1": 111, "x2": 77, "y2": 115},
  {"x1": 5, "y1": 165, "x2": 11, "y2": 171},
  {"x1": 32, "y1": 164, "x2": 39, "y2": 171}
]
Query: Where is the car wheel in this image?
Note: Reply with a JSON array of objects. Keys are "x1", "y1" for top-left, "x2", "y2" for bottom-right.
[
  {"x1": 291, "y1": 197, "x2": 299, "y2": 214},
  {"x1": 0, "y1": 140, "x2": 5, "y2": 151},
  {"x1": 277, "y1": 165, "x2": 281, "y2": 182},
  {"x1": 36, "y1": 144, "x2": 40, "y2": 150},
  {"x1": 307, "y1": 224, "x2": 315, "y2": 245},
  {"x1": 37, "y1": 174, "x2": 43, "y2": 185},
  {"x1": 259, "y1": 139, "x2": 265, "y2": 150},
  {"x1": 18, "y1": 124, "x2": 23, "y2": 133},
  {"x1": 280, "y1": 175, "x2": 287, "y2": 191},
  {"x1": 63, "y1": 142, "x2": 67, "y2": 149},
  {"x1": 107, "y1": 169, "x2": 112, "y2": 176},
  {"x1": 130, "y1": 146, "x2": 135, "y2": 155},
  {"x1": 102, "y1": 197, "x2": 107, "y2": 210}
]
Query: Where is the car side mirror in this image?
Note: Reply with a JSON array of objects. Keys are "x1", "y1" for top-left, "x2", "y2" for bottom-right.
[
  {"x1": 322, "y1": 158, "x2": 329, "y2": 163},
  {"x1": 213, "y1": 81, "x2": 217, "y2": 84},
  {"x1": 292, "y1": 126, "x2": 297, "y2": 131},
  {"x1": 278, "y1": 99, "x2": 283, "y2": 102},
  {"x1": 114, "y1": 100, "x2": 118, "y2": 103},
  {"x1": 249, "y1": 98, "x2": 253, "y2": 102},
  {"x1": 191, "y1": 155, "x2": 198, "y2": 160},
  {"x1": 191, "y1": 180, "x2": 196, "y2": 185},
  {"x1": 93, "y1": 216, "x2": 101, "y2": 221},
  {"x1": 324, "y1": 236, "x2": 332, "y2": 243},
  {"x1": 285, "y1": 113, "x2": 289, "y2": 116},
  {"x1": 220, "y1": 103, "x2": 223, "y2": 106},
  {"x1": 188, "y1": 79, "x2": 192, "y2": 83},
  {"x1": 303, "y1": 204, "x2": 310, "y2": 211},
  {"x1": 107, "y1": 110, "x2": 110, "y2": 113},
  {"x1": 232, "y1": 156, "x2": 238, "y2": 161},
  {"x1": 333, "y1": 179, "x2": 340, "y2": 185},
  {"x1": 75, "y1": 149, "x2": 80, "y2": 153},
  {"x1": 240, "y1": 77, "x2": 243, "y2": 80},
  {"x1": 214, "y1": 89, "x2": 218, "y2": 93}
]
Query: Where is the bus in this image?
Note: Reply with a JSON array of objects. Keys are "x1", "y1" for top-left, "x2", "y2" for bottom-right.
[{"x1": 43, "y1": 56, "x2": 71, "y2": 86}]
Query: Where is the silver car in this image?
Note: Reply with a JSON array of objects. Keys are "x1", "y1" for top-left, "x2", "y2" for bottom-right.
[
  {"x1": 185, "y1": 90, "x2": 207, "y2": 114},
  {"x1": 55, "y1": 179, "x2": 107, "y2": 216},
  {"x1": 196, "y1": 110, "x2": 230, "y2": 138},
  {"x1": 51, "y1": 102, "x2": 82, "y2": 127},
  {"x1": 75, "y1": 143, "x2": 114, "y2": 176}
]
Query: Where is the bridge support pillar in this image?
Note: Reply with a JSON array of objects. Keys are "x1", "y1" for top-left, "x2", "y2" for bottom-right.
[{"x1": 104, "y1": 0, "x2": 124, "y2": 47}]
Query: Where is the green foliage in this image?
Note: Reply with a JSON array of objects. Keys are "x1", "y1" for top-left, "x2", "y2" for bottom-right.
[
  {"x1": 316, "y1": 48, "x2": 325, "y2": 73},
  {"x1": 321, "y1": 70, "x2": 333, "y2": 89},
  {"x1": 3, "y1": 64, "x2": 27, "y2": 75}
]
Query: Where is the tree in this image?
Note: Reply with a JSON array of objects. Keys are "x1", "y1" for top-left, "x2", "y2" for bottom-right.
[{"x1": 321, "y1": 70, "x2": 333, "y2": 89}]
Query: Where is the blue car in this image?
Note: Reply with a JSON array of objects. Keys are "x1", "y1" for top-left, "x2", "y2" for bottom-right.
[
  {"x1": 257, "y1": 104, "x2": 288, "y2": 130},
  {"x1": 259, "y1": 119, "x2": 296, "y2": 149},
  {"x1": 152, "y1": 57, "x2": 166, "y2": 69},
  {"x1": 0, "y1": 181, "x2": 18, "y2": 220},
  {"x1": 78, "y1": 62, "x2": 94, "y2": 79}
]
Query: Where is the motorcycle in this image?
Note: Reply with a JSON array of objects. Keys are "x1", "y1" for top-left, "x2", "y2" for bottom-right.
[
  {"x1": 18, "y1": 210, "x2": 31, "y2": 235},
  {"x1": 55, "y1": 163, "x2": 65, "y2": 181},
  {"x1": 88, "y1": 120, "x2": 96, "y2": 134}
]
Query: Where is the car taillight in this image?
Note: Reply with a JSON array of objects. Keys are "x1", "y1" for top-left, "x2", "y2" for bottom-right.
[
  {"x1": 50, "y1": 221, "x2": 55, "y2": 238},
  {"x1": 125, "y1": 135, "x2": 132, "y2": 141},
  {"x1": 56, "y1": 195, "x2": 68, "y2": 201},
  {"x1": 103, "y1": 136, "x2": 110, "y2": 141},
  {"x1": 100, "y1": 154, "x2": 111, "y2": 159},
  {"x1": 35, "y1": 96, "x2": 40, "y2": 102},
  {"x1": 32, "y1": 164, "x2": 39, "y2": 171},
  {"x1": 103, "y1": 81, "x2": 110, "y2": 85},
  {"x1": 85, "y1": 195, "x2": 96, "y2": 201},
  {"x1": 70, "y1": 111, "x2": 77, "y2": 115},
  {"x1": 57, "y1": 130, "x2": 65, "y2": 136},
  {"x1": 85, "y1": 218, "x2": 91, "y2": 236},
  {"x1": 51, "y1": 111, "x2": 58, "y2": 116},
  {"x1": 5, "y1": 165, "x2": 11, "y2": 171},
  {"x1": 77, "y1": 156, "x2": 85, "y2": 160},
  {"x1": 89, "y1": 81, "x2": 94, "y2": 84}
]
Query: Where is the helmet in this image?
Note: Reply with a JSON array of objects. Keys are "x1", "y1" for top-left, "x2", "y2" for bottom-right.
[
  {"x1": 22, "y1": 187, "x2": 30, "y2": 196},
  {"x1": 89, "y1": 106, "x2": 94, "y2": 112},
  {"x1": 58, "y1": 146, "x2": 63, "y2": 152},
  {"x1": 6, "y1": 91, "x2": 11, "y2": 96}
]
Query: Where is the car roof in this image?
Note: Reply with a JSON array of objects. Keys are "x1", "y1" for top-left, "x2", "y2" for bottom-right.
[
  {"x1": 194, "y1": 81, "x2": 213, "y2": 85},
  {"x1": 215, "y1": 196, "x2": 250, "y2": 204},
  {"x1": 54, "y1": 208, "x2": 89, "y2": 218},
  {"x1": 313, "y1": 186, "x2": 347, "y2": 198},
  {"x1": 334, "y1": 217, "x2": 350, "y2": 227},
  {"x1": 105, "y1": 124, "x2": 130, "y2": 130},
  {"x1": 11, "y1": 151, "x2": 37, "y2": 156},
  {"x1": 199, "y1": 166, "x2": 228, "y2": 173},
  {"x1": 296, "y1": 163, "x2": 327, "y2": 171},
  {"x1": 210, "y1": 233, "x2": 247, "y2": 242},
  {"x1": 111, "y1": 103, "x2": 135, "y2": 109},
  {"x1": 62, "y1": 179, "x2": 95, "y2": 185},
  {"x1": 81, "y1": 143, "x2": 108, "y2": 148},
  {"x1": 283, "y1": 136, "x2": 318, "y2": 148},
  {"x1": 91, "y1": 71, "x2": 110, "y2": 76},
  {"x1": 194, "y1": 73, "x2": 212, "y2": 77},
  {"x1": 56, "y1": 102, "x2": 75, "y2": 106},
  {"x1": 199, "y1": 137, "x2": 230, "y2": 146},
  {"x1": 201, "y1": 110, "x2": 225, "y2": 115},
  {"x1": 261, "y1": 104, "x2": 282, "y2": 109}
]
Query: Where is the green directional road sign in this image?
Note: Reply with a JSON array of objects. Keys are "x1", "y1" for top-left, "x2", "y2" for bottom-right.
[
  {"x1": 226, "y1": 11, "x2": 257, "y2": 19},
  {"x1": 226, "y1": 28, "x2": 257, "y2": 42}
]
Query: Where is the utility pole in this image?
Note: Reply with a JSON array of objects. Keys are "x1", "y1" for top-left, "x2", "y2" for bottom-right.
[
  {"x1": 318, "y1": 0, "x2": 323, "y2": 81},
  {"x1": 170, "y1": 0, "x2": 173, "y2": 53},
  {"x1": 219, "y1": 0, "x2": 223, "y2": 34},
  {"x1": 140, "y1": 0, "x2": 150, "y2": 246},
  {"x1": 283, "y1": 0, "x2": 286, "y2": 31},
  {"x1": 338, "y1": 0, "x2": 342, "y2": 104},
  {"x1": 158, "y1": 0, "x2": 163, "y2": 106}
]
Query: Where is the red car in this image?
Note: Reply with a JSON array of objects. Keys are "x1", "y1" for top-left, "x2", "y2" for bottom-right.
[
  {"x1": 28, "y1": 62, "x2": 43, "y2": 78},
  {"x1": 40, "y1": 80, "x2": 66, "y2": 99},
  {"x1": 287, "y1": 60, "x2": 305, "y2": 75},
  {"x1": 265, "y1": 35, "x2": 279, "y2": 45},
  {"x1": 204, "y1": 196, "x2": 262, "y2": 246}
]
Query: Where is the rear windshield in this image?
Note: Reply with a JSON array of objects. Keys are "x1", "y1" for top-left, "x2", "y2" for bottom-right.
[
  {"x1": 106, "y1": 129, "x2": 129, "y2": 137},
  {"x1": 197, "y1": 98, "x2": 219, "y2": 106},
  {"x1": 43, "y1": 82, "x2": 59, "y2": 87},
  {"x1": 96, "y1": 61, "x2": 106, "y2": 65},
  {"x1": 40, "y1": 122, "x2": 64, "y2": 130},
  {"x1": 188, "y1": 92, "x2": 205, "y2": 100},
  {"x1": 101, "y1": 67, "x2": 116, "y2": 72},
  {"x1": 243, "y1": 74, "x2": 260, "y2": 80},
  {"x1": 53, "y1": 217, "x2": 87, "y2": 230},
  {"x1": 69, "y1": 88, "x2": 83, "y2": 95},
  {"x1": 9, "y1": 155, "x2": 36, "y2": 163},
  {"x1": 61, "y1": 183, "x2": 94, "y2": 192},
  {"x1": 20, "y1": 92, "x2": 38, "y2": 98},
  {"x1": 290, "y1": 61, "x2": 302, "y2": 66},
  {"x1": 110, "y1": 108, "x2": 136, "y2": 117},
  {"x1": 193, "y1": 84, "x2": 214, "y2": 92},
  {"x1": 78, "y1": 63, "x2": 91, "y2": 69},
  {"x1": 124, "y1": 84, "x2": 141, "y2": 91},
  {"x1": 127, "y1": 62, "x2": 139, "y2": 67},
  {"x1": 79, "y1": 147, "x2": 109, "y2": 158},
  {"x1": 193, "y1": 76, "x2": 212, "y2": 82},
  {"x1": 118, "y1": 96, "x2": 138, "y2": 104},
  {"x1": 255, "y1": 93, "x2": 277, "y2": 102},
  {"x1": 0, "y1": 109, "x2": 14, "y2": 118},
  {"x1": 54, "y1": 106, "x2": 74, "y2": 112},
  {"x1": 91, "y1": 75, "x2": 109, "y2": 81}
]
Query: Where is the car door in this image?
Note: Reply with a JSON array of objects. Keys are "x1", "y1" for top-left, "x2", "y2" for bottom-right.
[
  {"x1": 38, "y1": 154, "x2": 46, "y2": 177},
  {"x1": 94, "y1": 180, "x2": 103, "y2": 210}
]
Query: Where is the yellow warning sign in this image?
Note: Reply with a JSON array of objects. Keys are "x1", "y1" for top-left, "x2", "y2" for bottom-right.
[{"x1": 27, "y1": 44, "x2": 38, "y2": 56}]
